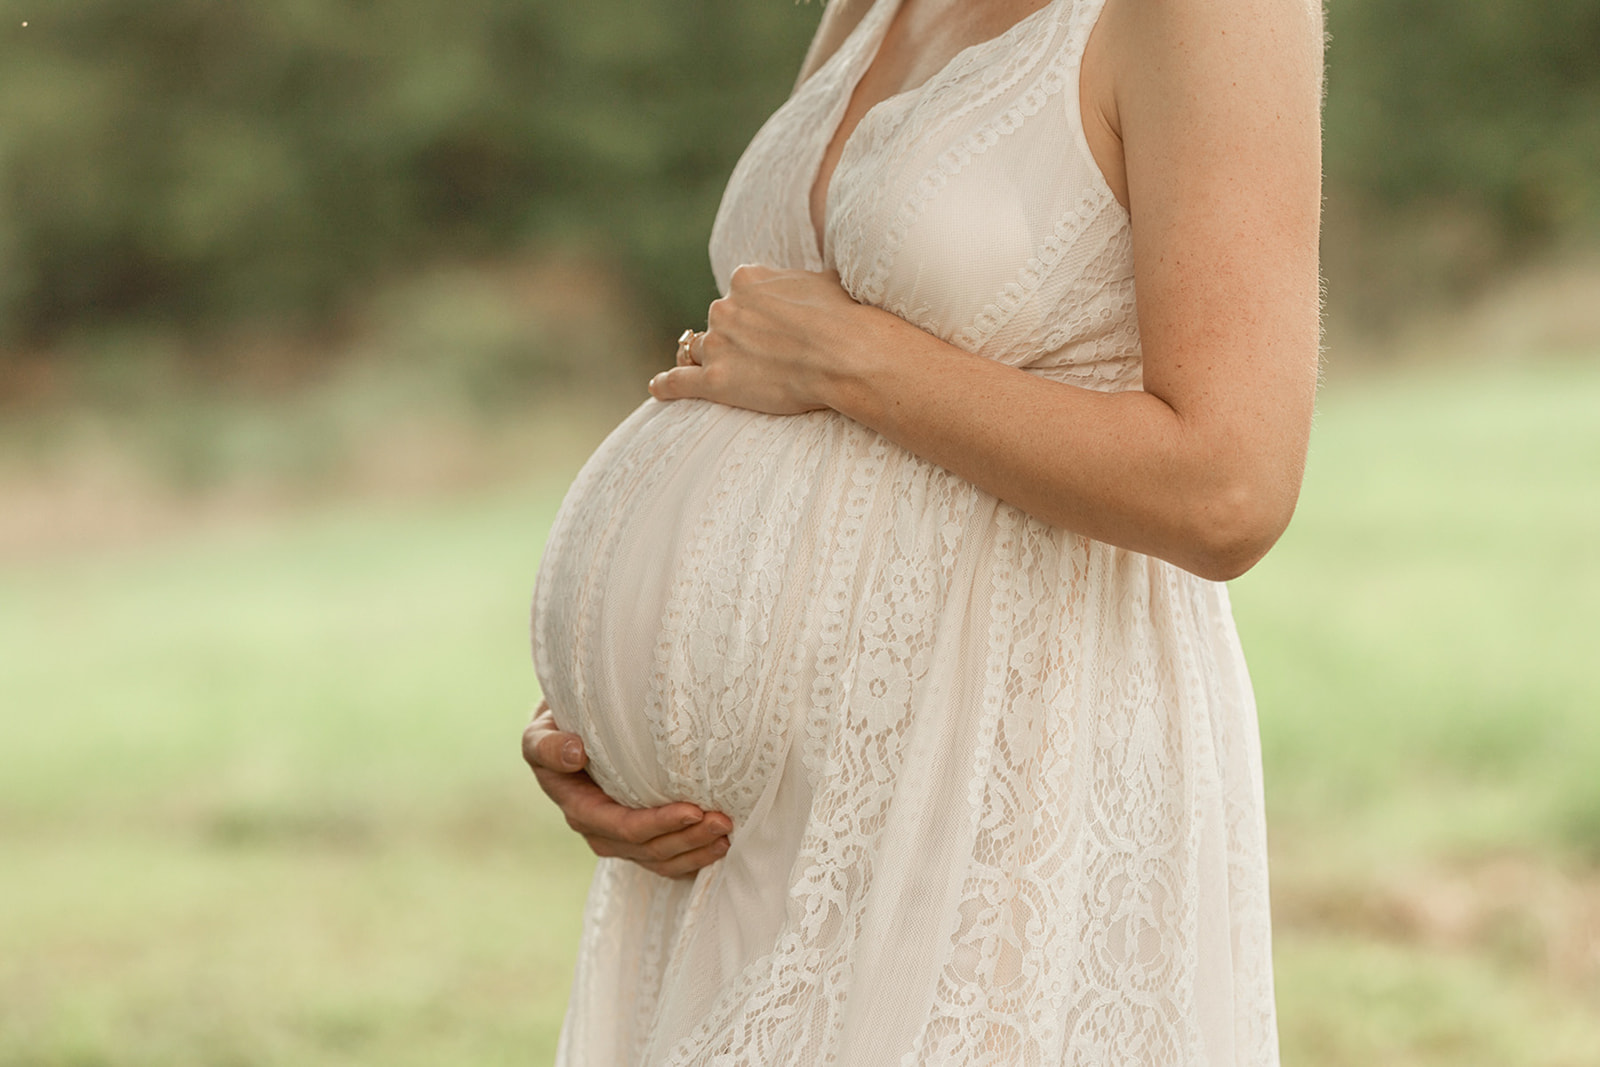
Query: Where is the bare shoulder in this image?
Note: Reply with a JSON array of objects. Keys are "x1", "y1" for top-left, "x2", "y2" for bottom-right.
[
  {"x1": 794, "y1": 0, "x2": 877, "y2": 90},
  {"x1": 1082, "y1": 0, "x2": 1323, "y2": 209},
  {"x1": 1104, "y1": 0, "x2": 1325, "y2": 100},
  {"x1": 1110, "y1": 0, "x2": 1326, "y2": 234}
]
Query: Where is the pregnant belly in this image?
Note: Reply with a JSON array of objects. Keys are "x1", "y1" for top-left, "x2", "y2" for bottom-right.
[{"x1": 532, "y1": 398, "x2": 871, "y2": 819}]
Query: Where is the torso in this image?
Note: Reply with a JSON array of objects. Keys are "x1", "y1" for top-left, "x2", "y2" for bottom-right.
[
  {"x1": 538, "y1": 0, "x2": 1150, "y2": 817},
  {"x1": 543, "y1": 1, "x2": 1285, "y2": 1056}
]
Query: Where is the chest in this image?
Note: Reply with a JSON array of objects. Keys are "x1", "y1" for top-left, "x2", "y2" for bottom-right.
[
  {"x1": 708, "y1": 0, "x2": 1133, "y2": 366},
  {"x1": 807, "y1": 0, "x2": 1057, "y2": 251}
]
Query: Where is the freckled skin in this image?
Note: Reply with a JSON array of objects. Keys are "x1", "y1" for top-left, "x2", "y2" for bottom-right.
[
  {"x1": 655, "y1": 0, "x2": 1325, "y2": 584},
  {"x1": 543, "y1": 0, "x2": 1325, "y2": 875}
]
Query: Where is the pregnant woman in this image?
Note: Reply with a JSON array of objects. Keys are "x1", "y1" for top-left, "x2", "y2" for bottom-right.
[{"x1": 524, "y1": 0, "x2": 1323, "y2": 1062}]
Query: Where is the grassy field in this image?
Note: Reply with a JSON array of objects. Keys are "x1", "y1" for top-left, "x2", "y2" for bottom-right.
[{"x1": 2, "y1": 358, "x2": 1598, "y2": 1065}]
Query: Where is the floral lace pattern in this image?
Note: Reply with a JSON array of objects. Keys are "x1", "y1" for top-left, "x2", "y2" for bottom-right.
[{"x1": 532, "y1": 0, "x2": 1280, "y2": 1063}]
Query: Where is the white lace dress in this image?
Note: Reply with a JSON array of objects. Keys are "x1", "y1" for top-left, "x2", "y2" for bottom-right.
[{"x1": 530, "y1": 0, "x2": 1280, "y2": 1062}]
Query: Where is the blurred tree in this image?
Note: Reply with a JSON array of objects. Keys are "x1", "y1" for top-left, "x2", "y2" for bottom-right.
[
  {"x1": 1324, "y1": 0, "x2": 1600, "y2": 317},
  {"x1": 1, "y1": 0, "x2": 1597, "y2": 361},
  {"x1": 0, "y1": 0, "x2": 816, "y2": 356},
  {"x1": 1328, "y1": 0, "x2": 1600, "y2": 237}
]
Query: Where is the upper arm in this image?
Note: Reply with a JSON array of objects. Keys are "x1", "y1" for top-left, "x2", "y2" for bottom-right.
[{"x1": 1109, "y1": 0, "x2": 1325, "y2": 513}]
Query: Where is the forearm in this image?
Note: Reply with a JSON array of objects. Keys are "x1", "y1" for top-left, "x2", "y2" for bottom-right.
[{"x1": 821, "y1": 306, "x2": 1298, "y2": 581}]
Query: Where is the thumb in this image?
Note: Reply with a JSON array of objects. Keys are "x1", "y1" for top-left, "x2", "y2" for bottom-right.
[
  {"x1": 556, "y1": 734, "x2": 587, "y2": 771},
  {"x1": 525, "y1": 718, "x2": 588, "y2": 773},
  {"x1": 545, "y1": 730, "x2": 588, "y2": 772}
]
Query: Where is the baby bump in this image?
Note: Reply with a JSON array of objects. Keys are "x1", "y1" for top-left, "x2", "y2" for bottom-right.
[{"x1": 532, "y1": 399, "x2": 850, "y2": 819}]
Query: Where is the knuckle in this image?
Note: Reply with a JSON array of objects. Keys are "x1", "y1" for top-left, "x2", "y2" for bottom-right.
[
  {"x1": 699, "y1": 331, "x2": 727, "y2": 364},
  {"x1": 521, "y1": 722, "x2": 549, "y2": 760},
  {"x1": 531, "y1": 733, "x2": 566, "y2": 771}
]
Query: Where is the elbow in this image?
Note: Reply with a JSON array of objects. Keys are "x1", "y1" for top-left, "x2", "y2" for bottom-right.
[
  {"x1": 1188, "y1": 543, "x2": 1270, "y2": 584},
  {"x1": 1179, "y1": 480, "x2": 1296, "y2": 583}
]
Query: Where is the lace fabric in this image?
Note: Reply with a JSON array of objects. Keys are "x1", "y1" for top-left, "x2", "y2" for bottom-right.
[{"x1": 531, "y1": 0, "x2": 1280, "y2": 1062}]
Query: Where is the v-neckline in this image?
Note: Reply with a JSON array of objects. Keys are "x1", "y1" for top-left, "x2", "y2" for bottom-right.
[{"x1": 807, "y1": 0, "x2": 1062, "y2": 265}]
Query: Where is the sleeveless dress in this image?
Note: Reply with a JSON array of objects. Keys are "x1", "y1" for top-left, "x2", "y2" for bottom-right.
[{"x1": 530, "y1": 0, "x2": 1281, "y2": 1062}]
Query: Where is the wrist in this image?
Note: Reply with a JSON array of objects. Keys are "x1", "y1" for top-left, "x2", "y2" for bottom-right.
[{"x1": 815, "y1": 304, "x2": 900, "y2": 420}]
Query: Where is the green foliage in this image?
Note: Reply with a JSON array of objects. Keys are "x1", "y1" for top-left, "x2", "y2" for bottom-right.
[
  {"x1": 3, "y1": 1, "x2": 1600, "y2": 356},
  {"x1": 1327, "y1": 0, "x2": 1600, "y2": 239},
  {"x1": 0, "y1": 1, "x2": 817, "y2": 350},
  {"x1": 1323, "y1": 0, "x2": 1600, "y2": 315}
]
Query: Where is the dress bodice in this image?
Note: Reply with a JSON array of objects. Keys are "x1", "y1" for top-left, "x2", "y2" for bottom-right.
[{"x1": 709, "y1": 0, "x2": 1139, "y2": 390}]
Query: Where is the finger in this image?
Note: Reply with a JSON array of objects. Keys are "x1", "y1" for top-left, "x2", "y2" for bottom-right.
[
  {"x1": 526, "y1": 701, "x2": 555, "y2": 736},
  {"x1": 641, "y1": 836, "x2": 732, "y2": 880},
  {"x1": 608, "y1": 799, "x2": 717, "y2": 845},
  {"x1": 631, "y1": 812, "x2": 735, "y2": 862},
  {"x1": 555, "y1": 779, "x2": 707, "y2": 844},
  {"x1": 523, "y1": 718, "x2": 587, "y2": 773},
  {"x1": 531, "y1": 764, "x2": 613, "y2": 826},
  {"x1": 649, "y1": 364, "x2": 712, "y2": 402}
]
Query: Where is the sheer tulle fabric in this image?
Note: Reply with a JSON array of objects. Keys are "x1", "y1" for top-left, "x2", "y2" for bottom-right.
[{"x1": 530, "y1": 0, "x2": 1280, "y2": 1062}]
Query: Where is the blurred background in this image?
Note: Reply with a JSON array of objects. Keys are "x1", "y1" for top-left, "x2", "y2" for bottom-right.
[{"x1": 1, "y1": 1, "x2": 1597, "y2": 1064}]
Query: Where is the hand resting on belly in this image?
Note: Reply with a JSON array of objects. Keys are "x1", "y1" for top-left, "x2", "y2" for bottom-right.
[{"x1": 522, "y1": 700, "x2": 733, "y2": 879}]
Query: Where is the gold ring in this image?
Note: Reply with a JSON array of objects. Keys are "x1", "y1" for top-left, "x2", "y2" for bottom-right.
[{"x1": 676, "y1": 328, "x2": 699, "y2": 366}]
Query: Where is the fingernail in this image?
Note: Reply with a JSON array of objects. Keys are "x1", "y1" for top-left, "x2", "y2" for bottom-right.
[
  {"x1": 680, "y1": 813, "x2": 700, "y2": 828},
  {"x1": 714, "y1": 838, "x2": 730, "y2": 854},
  {"x1": 562, "y1": 740, "x2": 583, "y2": 766}
]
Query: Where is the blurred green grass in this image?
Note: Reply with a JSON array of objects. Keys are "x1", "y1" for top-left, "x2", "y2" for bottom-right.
[
  {"x1": 0, "y1": 478, "x2": 595, "y2": 1065},
  {"x1": 2, "y1": 358, "x2": 1599, "y2": 1065}
]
